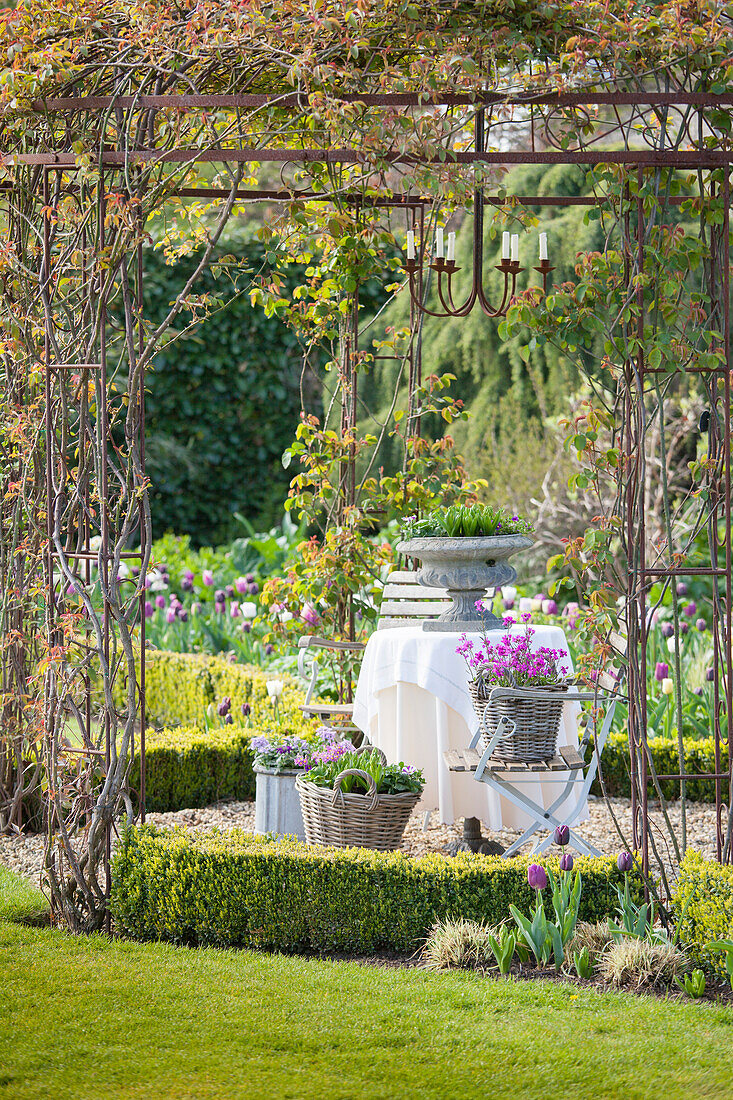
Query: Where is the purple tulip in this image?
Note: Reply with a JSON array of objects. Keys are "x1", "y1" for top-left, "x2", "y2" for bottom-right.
[
  {"x1": 535, "y1": 593, "x2": 547, "y2": 603},
  {"x1": 247, "y1": 581, "x2": 259, "y2": 595},
  {"x1": 230, "y1": 602, "x2": 241, "y2": 619},
  {"x1": 560, "y1": 853, "x2": 574, "y2": 873},
  {"x1": 215, "y1": 589, "x2": 226, "y2": 603},
  {"x1": 660, "y1": 622, "x2": 674, "y2": 638},
  {"x1": 165, "y1": 607, "x2": 176, "y2": 624},
  {"x1": 264, "y1": 643, "x2": 274, "y2": 656},
  {"x1": 214, "y1": 601, "x2": 225, "y2": 614},
  {"x1": 144, "y1": 600, "x2": 154, "y2": 618},
  {"x1": 235, "y1": 576, "x2": 249, "y2": 595},
  {"x1": 131, "y1": 566, "x2": 140, "y2": 577},
  {"x1": 217, "y1": 697, "x2": 231, "y2": 717},
  {"x1": 617, "y1": 851, "x2": 633, "y2": 873},
  {"x1": 158, "y1": 563, "x2": 168, "y2": 574},
  {"x1": 224, "y1": 713, "x2": 234, "y2": 725},
  {"x1": 177, "y1": 608, "x2": 188, "y2": 623},
  {"x1": 155, "y1": 594, "x2": 166, "y2": 609},
  {"x1": 202, "y1": 570, "x2": 214, "y2": 586},
  {"x1": 527, "y1": 863, "x2": 548, "y2": 890},
  {"x1": 696, "y1": 618, "x2": 707, "y2": 632},
  {"x1": 676, "y1": 582, "x2": 688, "y2": 597},
  {"x1": 241, "y1": 702, "x2": 251, "y2": 718},
  {"x1": 680, "y1": 622, "x2": 689, "y2": 635},
  {"x1": 706, "y1": 667, "x2": 715, "y2": 682},
  {"x1": 655, "y1": 662, "x2": 669, "y2": 681},
  {"x1": 542, "y1": 599, "x2": 559, "y2": 616},
  {"x1": 503, "y1": 597, "x2": 515, "y2": 610},
  {"x1": 183, "y1": 568, "x2": 194, "y2": 582},
  {"x1": 245, "y1": 573, "x2": 255, "y2": 584},
  {"x1": 144, "y1": 575, "x2": 152, "y2": 589},
  {"x1": 181, "y1": 576, "x2": 193, "y2": 592},
  {"x1": 554, "y1": 824, "x2": 570, "y2": 847},
  {"x1": 242, "y1": 621, "x2": 251, "y2": 634},
  {"x1": 191, "y1": 602, "x2": 201, "y2": 615},
  {"x1": 683, "y1": 602, "x2": 697, "y2": 617},
  {"x1": 226, "y1": 585, "x2": 235, "y2": 599},
  {"x1": 694, "y1": 686, "x2": 704, "y2": 696}
]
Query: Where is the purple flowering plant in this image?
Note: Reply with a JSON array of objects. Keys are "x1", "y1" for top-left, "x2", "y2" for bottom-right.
[
  {"x1": 251, "y1": 724, "x2": 355, "y2": 772},
  {"x1": 457, "y1": 612, "x2": 570, "y2": 689}
]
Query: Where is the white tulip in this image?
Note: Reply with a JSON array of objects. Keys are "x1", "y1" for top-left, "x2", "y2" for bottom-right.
[
  {"x1": 661, "y1": 678, "x2": 674, "y2": 695},
  {"x1": 667, "y1": 637, "x2": 677, "y2": 653},
  {"x1": 279, "y1": 610, "x2": 293, "y2": 623},
  {"x1": 266, "y1": 680, "x2": 284, "y2": 700},
  {"x1": 240, "y1": 601, "x2": 257, "y2": 619},
  {"x1": 502, "y1": 586, "x2": 517, "y2": 601},
  {"x1": 519, "y1": 597, "x2": 533, "y2": 614}
]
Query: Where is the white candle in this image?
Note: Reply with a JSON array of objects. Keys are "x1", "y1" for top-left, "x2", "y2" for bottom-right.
[
  {"x1": 502, "y1": 231, "x2": 511, "y2": 260},
  {"x1": 511, "y1": 234, "x2": 519, "y2": 263},
  {"x1": 446, "y1": 231, "x2": 455, "y2": 262},
  {"x1": 406, "y1": 230, "x2": 415, "y2": 260},
  {"x1": 539, "y1": 231, "x2": 548, "y2": 261},
  {"x1": 435, "y1": 227, "x2": 444, "y2": 258}
]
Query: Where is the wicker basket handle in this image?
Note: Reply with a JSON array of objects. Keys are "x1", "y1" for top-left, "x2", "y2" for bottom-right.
[{"x1": 331, "y1": 768, "x2": 380, "y2": 812}]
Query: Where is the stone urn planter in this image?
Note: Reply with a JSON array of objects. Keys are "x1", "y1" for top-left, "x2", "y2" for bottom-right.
[
  {"x1": 396, "y1": 534, "x2": 533, "y2": 631},
  {"x1": 254, "y1": 765, "x2": 306, "y2": 841}
]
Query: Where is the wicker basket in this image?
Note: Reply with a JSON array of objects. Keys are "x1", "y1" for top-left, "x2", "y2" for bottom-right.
[
  {"x1": 295, "y1": 766, "x2": 420, "y2": 851},
  {"x1": 468, "y1": 680, "x2": 568, "y2": 762}
]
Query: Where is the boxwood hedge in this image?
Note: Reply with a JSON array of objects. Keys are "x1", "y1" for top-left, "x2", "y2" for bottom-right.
[
  {"x1": 111, "y1": 824, "x2": 642, "y2": 954},
  {"x1": 133, "y1": 717, "x2": 317, "y2": 813},
  {"x1": 673, "y1": 850, "x2": 733, "y2": 979},
  {"x1": 592, "y1": 732, "x2": 725, "y2": 804},
  {"x1": 118, "y1": 650, "x2": 307, "y2": 729}
]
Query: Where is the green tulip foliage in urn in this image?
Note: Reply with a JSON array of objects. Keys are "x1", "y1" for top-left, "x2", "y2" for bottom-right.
[{"x1": 397, "y1": 504, "x2": 534, "y2": 631}]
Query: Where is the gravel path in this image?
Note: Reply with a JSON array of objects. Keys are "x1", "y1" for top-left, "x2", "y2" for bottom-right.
[{"x1": 0, "y1": 796, "x2": 721, "y2": 890}]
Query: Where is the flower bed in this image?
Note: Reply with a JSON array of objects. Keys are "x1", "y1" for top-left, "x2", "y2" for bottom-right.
[{"x1": 111, "y1": 825, "x2": 639, "y2": 953}]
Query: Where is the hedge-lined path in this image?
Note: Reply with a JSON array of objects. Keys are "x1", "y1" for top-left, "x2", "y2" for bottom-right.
[{"x1": 0, "y1": 795, "x2": 719, "y2": 887}]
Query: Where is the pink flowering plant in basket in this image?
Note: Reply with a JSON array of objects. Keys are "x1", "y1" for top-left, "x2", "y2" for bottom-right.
[{"x1": 457, "y1": 609, "x2": 571, "y2": 690}]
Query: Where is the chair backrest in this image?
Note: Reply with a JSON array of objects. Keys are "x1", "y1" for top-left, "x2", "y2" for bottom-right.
[{"x1": 376, "y1": 570, "x2": 452, "y2": 629}]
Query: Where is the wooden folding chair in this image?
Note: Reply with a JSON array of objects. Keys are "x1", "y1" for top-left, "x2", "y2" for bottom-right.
[{"x1": 445, "y1": 646, "x2": 626, "y2": 857}]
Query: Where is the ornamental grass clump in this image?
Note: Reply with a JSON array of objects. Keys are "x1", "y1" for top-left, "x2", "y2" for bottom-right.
[
  {"x1": 401, "y1": 504, "x2": 534, "y2": 540},
  {"x1": 422, "y1": 918, "x2": 499, "y2": 971},
  {"x1": 599, "y1": 939, "x2": 689, "y2": 991}
]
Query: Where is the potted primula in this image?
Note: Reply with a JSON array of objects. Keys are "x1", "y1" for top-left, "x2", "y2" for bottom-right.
[
  {"x1": 397, "y1": 503, "x2": 534, "y2": 631},
  {"x1": 458, "y1": 614, "x2": 571, "y2": 762},
  {"x1": 252, "y1": 726, "x2": 354, "y2": 841},
  {"x1": 295, "y1": 746, "x2": 424, "y2": 851}
]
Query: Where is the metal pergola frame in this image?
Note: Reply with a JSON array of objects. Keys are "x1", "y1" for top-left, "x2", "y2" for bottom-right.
[{"x1": 4, "y1": 84, "x2": 732, "y2": 916}]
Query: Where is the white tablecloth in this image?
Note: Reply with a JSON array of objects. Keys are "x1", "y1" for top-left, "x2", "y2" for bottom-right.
[{"x1": 352, "y1": 624, "x2": 588, "y2": 831}]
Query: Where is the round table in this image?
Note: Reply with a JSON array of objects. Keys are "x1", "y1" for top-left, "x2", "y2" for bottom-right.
[{"x1": 351, "y1": 624, "x2": 588, "y2": 831}]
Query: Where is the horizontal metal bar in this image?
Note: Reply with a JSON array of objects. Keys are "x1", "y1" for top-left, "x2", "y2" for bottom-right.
[
  {"x1": 5, "y1": 149, "x2": 730, "y2": 168},
  {"x1": 52, "y1": 550, "x2": 141, "y2": 559},
  {"x1": 640, "y1": 567, "x2": 728, "y2": 576},
  {"x1": 30, "y1": 91, "x2": 733, "y2": 113},
  {"x1": 653, "y1": 773, "x2": 731, "y2": 781},
  {"x1": 175, "y1": 187, "x2": 700, "y2": 208},
  {"x1": 48, "y1": 362, "x2": 102, "y2": 370}
]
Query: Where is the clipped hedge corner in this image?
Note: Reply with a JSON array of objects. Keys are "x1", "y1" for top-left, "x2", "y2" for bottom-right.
[
  {"x1": 111, "y1": 824, "x2": 641, "y2": 954},
  {"x1": 673, "y1": 850, "x2": 733, "y2": 978},
  {"x1": 132, "y1": 717, "x2": 317, "y2": 813}
]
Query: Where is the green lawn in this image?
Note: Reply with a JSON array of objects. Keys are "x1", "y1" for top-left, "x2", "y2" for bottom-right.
[
  {"x1": 0, "y1": 865, "x2": 48, "y2": 926},
  {"x1": 1, "y1": 910, "x2": 732, "y2": 1100}
]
